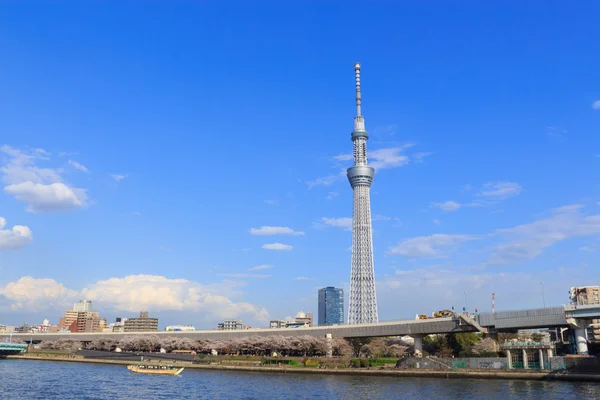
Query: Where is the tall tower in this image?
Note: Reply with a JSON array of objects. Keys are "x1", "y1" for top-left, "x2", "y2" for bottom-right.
[{"x1": 347, "y1": 62, "x2": 379, "y2": 324}]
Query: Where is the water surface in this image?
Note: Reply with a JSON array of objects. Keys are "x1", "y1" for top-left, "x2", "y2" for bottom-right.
[{"x1": 1, "y1": 360, "x2": 600, "y2": 399}]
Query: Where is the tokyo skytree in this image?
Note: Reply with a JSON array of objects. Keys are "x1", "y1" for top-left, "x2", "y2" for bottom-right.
[{"x1": 347, "y1": 63, "x2": 379, "y2": 325}]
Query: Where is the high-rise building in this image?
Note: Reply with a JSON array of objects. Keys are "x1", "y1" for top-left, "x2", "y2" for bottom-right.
[
  {"x1": 123, "y1": 311, "x2": 158, "y2": 332},
  {"x1": 73, "y1": 300, "x2": 93, "y2": 312},
  {"x1": 347, "y1": 63, "x2": 379, "y2": 324},
  {"x1": 318, "y1": 287, "x2": 344, "y2": 326}
]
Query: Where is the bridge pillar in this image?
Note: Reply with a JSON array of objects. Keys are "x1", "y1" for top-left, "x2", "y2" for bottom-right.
[
  {"x1": 538, "y1": 349, "x2": 544, "y2": 370},
  {"x1": 547, "y1": 348, "x2": 553, "y2": 359},
  {"x1": 412, "y1": 335, "x2": 423, "y2": 357},
  {"x1": 522, "y1": 349, "x2": 528, "y2": 369},
  {"x1": 325, "y1": 333, "x2": 332, "y2": 358},
  {"x1": 575, "y1": 327, "x2": 589, "y2": 355},
  {"x1": 487, "y1": 331, "x2": 499, "y2": 351},
  {"x1": 505, "y1": 350, "x2": 512, "y2": 369}
]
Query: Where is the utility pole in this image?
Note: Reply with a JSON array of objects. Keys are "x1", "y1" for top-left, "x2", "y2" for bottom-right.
[{"x1": 540, "y1": 282, "x2": 546, "y2": 309}]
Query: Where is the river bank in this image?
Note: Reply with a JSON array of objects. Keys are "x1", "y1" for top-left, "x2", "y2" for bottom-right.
[{"x1": 7, "y1": 354, "x2": 600, "y2": 382}]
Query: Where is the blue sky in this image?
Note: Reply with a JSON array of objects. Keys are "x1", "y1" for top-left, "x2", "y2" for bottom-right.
[{"x1": 0, "y1": 2, "x2": 599, "y2": 329}]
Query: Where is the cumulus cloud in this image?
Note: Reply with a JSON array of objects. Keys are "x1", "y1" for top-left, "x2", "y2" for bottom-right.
[
  {"x1": 0, "y1": 145, "x2": 88, "y2": 212},
  {"x1": 0, "y1": 274, "x2": 270, "y2": 322},
  {"x1": 592, "y1": 100, "x2": 600, "y2": 110},
  {"x1": 0, "y1": 277, "x2": 78, "y2": 311},
  {"x1": 478, "y1": 181, "x2": 523, "y2": 200},
  {"x1": 261, "y1": 243, "x2": 293, "y2": 251},
  {"x1": 489, "y1": 204, "x2": 600, "y2": 265},
  {"x1": 388, "y1": 234, "x2": 478, "y2": 258},
  {"x1": 326, "y1": 192, "x2": 339, "y2": 200},
  {"x1": 5, "y1": 182, "x2": 87, "y2": 213},
  {"x1": 249, "y1": 226, "x2": 304, "y2": 236},
  {"x1": 0, "y1": 217, "x2": 33, "y2": 250},
  {"x1": 431, "y1": 200, "x2": 461, "y2": 212},
  {"x1": 320, "y1": 217, "x2": 352, "y2": 231},
  {"x1": 68, "y1": 160, "x2": 89, "y2": 173}
]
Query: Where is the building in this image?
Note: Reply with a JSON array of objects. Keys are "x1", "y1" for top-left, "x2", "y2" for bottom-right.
[
  {"x1": 269, "y1": 320, "x2": 287, "y2": 329},
  {"x1": 165, "y1": 325, "x2": 196, "y2": 332},
  {"x1": 318, "y1": 287, "x2": 344, "y2": 326},
  {"x1": 60, "y1": 310, "x2": 102, "y2": 333},
  {"x1": 570, "y1": 286, "x2": 600, "y2": 341},
  {"x1": 73, "y1": 300, "x2": 93, "y2": 312},
  {"x1": 570, "y1": 286, "x2": 600, "y2": 305},
  {"x1": 123, "y1": 312, "x2": 158, "y2": 332},
  {"x1": 346, "y1": 63, "x2": 378, "y2": 324},
  {"x1": 294, "y1": 312, "x2": 313, "y2": 327},
  {"x1": 218, "y1": 320, "x2": 244, "y2": 330}
]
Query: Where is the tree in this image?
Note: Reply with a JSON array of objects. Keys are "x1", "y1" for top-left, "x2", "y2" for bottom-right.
[
  {"x1": 472, "y1": 337, "x2": 498, "y2": 356},
  {"x1": 347, "y1": 337, "x2": 372, "y2": 357}
]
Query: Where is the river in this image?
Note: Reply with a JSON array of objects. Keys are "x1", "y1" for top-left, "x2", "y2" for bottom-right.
[{"x1": 1, "y1": 360, "x2": 600, "y2": 399}]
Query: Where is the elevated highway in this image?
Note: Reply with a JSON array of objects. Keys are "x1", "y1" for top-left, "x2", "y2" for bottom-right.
[
  {"x1": 11, "y1": 316, "x2": 475, "y2": 343},
  {"x1": 11, "y1": 305, "x2": 600, "y2": 354}
]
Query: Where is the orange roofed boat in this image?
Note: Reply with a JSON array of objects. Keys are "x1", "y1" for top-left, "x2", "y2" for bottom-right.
[{"x1": 127, "y1": 364, "x2": 184, "y2": 375}]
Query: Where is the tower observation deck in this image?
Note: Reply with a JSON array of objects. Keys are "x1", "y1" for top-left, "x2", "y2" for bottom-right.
[{"x1": 347, "y1": 63, "x2": 379, "y2": 324}]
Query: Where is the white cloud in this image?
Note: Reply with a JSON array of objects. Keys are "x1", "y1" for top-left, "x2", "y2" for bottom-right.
[
  {"x1": 220, "y1": 273, "x2": 272, "y2": 279},
  {"x1": 431, "y1": 200, "x2": 461, "y2": 212},
  {"x1": 264, "y1": 199, "x2": 279, "y2": 205},
  {"x1": 579, "y1": 246, "x2": 596, "y2": 252},
  {"x1": 1, "y1": 146, "x2": 88, "y2": 212},
  {"x1": 5, "y1": 182, "x2": 87, "y2": 213},
  {"x1": 478, "y1": 181, "x2": 523, "y2": 200},
  {"x1": 248, "y1": 264, "x2": 272, "y2": 271},
  {"x1": 320, "y1": 217, "x2": 352, "y2": 231},
  {"x1": 132, "y1": 211, "x2": 141, "y2": 216},
  {"x1": 249, "y1": 226, "x2": 304, "y2": 236},
  {"x1": 489, "y1": 204, "x2": 600, "y2": 265},
  {"x1": 110, "y1": 174, "x2": 127, "y2": 181},
  {"x1": 326, "y1": 191, "x2": 339, "y2": 200},
  {"x1": 333, "y1": 154, "x2": 353, "y2": 162},
  {"x1": 68, "y1": 160, "x2": 89, "y2": 173},
  {"x1": 388, "y1": 234, "x2": 478, "y2": 258},
  {"x1": 413, "y1": 152, "x2": 433, "y2": 163},
  {"x1": 295, "y1": 276, "x2": 312, "y2": 281},
  {"x1": 306, "y1": 174, "x2": 341, "y2": 188},
  {"x1": 0, "y1": 277, "x2": 78, "y2": 311},
  {"x1": 261, "y1": 243, "x2": 293, "y2": 251},
  {"x1": 592, "y1": 100, "x2": 600, "y2": 110},
  {"x1": 369, "y1": 147, "x2": 410, "y2": 170},
  {"x1": 80, "y1": 275, "x2": 268, "y2": 320},
  {"x1": 0, "y1": 217, "x2": 33, "y2": 250},
  {"x1": 433, "y1": 219, "x2": 440, "y2": 225}
]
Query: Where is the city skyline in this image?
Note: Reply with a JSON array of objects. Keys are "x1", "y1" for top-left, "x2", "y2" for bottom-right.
[{"x1": 0, "y1": 3, "x2": 599, "y2": 328}]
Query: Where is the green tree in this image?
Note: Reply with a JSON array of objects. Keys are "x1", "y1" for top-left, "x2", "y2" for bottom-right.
[{"x1": 347, "y1": 337, "x2": 372, "y2": 357}]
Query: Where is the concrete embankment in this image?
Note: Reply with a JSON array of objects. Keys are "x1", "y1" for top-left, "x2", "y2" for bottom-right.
[{"x1": 7, "y1": 355, "x2": 600, "y2": 382}]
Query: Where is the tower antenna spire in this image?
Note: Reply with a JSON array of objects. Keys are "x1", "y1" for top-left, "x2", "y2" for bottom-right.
[
  {"x1": 354, "y1": 63, "x2": 362, "y2": 116},
  {"x1": 347, "y1": 62, "x2": 378, "y2": 325}
]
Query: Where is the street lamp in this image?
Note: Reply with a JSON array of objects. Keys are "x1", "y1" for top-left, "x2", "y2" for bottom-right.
[
  {"x1": 540, "y1": 282, "x2": 546, "y2": 309},
  {"x1": 464, "y1": 291, "x2": 468, "y2": 312}
]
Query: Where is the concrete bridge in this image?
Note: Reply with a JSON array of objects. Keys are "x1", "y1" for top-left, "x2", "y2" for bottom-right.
[{"x1": 11, "y1": 305, "x2": 600, "y2": 355}]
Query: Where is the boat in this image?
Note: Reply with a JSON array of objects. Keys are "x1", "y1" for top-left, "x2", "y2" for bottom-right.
[{"x1": 127, "y1": 364, "x2": 184, "y2": 375}]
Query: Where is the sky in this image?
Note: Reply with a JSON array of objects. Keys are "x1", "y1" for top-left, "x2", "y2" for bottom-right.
[{"x1": 0, "y1": 2, "x2": 599, "y2": 329}]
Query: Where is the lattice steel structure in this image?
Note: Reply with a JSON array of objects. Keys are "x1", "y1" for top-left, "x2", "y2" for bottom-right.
[{"x1": 347, "y1": 63, "x2": 379, "y2": 324}]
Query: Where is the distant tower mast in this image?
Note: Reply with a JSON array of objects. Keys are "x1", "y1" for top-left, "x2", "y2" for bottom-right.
[
  {"x1": 347, "y1": 63, "x2": 379, "y2": 324},
  {"x1": 492, "y1": 292, "x2": 496, "y2": 314}
]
